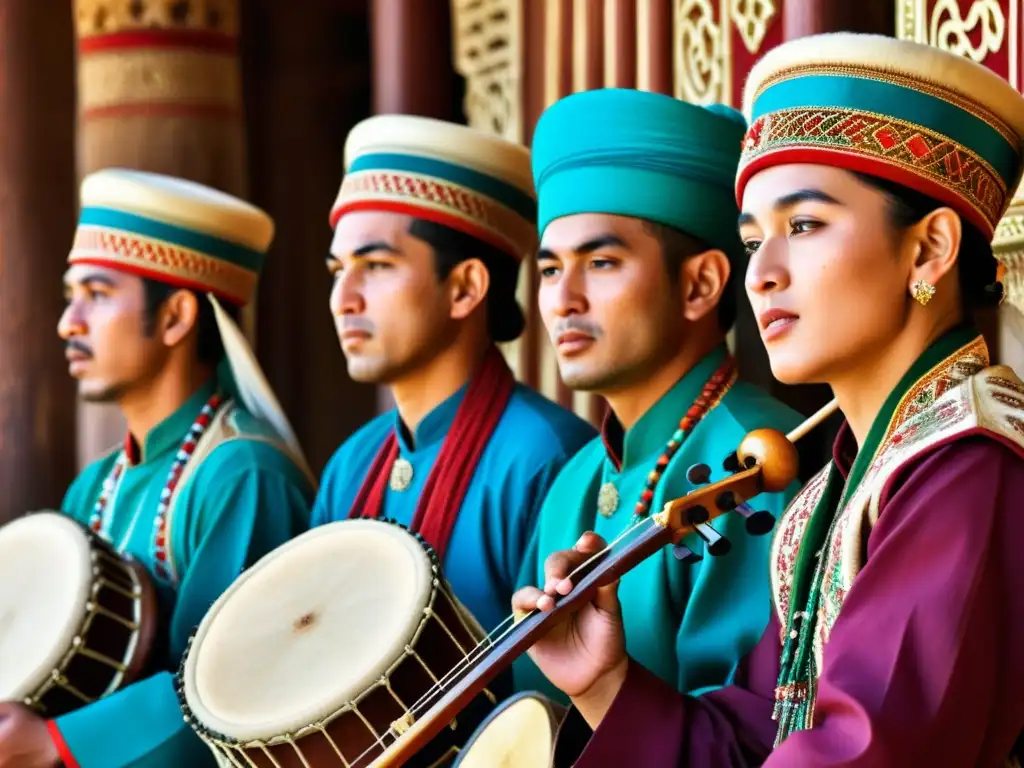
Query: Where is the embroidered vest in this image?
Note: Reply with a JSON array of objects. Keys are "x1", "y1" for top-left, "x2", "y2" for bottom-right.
[{"x1": 771, "y1": 362, "x2": 1024, "y2": 674}]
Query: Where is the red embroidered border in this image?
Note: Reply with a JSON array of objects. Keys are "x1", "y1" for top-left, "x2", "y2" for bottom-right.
[{"x1": 738, "y1": 108, "x2": 1007, "y2": 236}]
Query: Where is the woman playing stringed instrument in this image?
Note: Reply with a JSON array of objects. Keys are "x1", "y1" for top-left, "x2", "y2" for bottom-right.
[{"x1": 512, "y1": 34, "x2": 1024, "y2": 766}]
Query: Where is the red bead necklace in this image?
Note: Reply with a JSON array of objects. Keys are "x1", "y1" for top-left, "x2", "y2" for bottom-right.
[{"x1": 89, "y1": 392, "x2": 223, "y2": 582}]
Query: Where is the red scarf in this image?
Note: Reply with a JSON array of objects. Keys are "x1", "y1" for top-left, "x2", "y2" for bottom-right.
[{"x1": 347, "y1": 346, "x2": 516, "y2": 561}]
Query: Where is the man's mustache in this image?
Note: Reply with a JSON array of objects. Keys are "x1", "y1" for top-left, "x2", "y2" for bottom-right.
[
  {"x1": 65, "y1": 339, "x2": 93, "y2": 358},
  {"x1": 552, "y1": 317, "x2": 602, "y2": 339},
  {"x1": 339, "y1": 316, "x2": 375, "y2": 334}
]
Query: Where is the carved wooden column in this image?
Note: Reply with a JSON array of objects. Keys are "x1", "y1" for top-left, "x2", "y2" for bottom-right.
[
  {"x1": 73, "y1": 0, "x2": 249, "y2": 466},
  {"x1": 994, "y1": 195, "x2": 1024, "y2": 369},
  {"x1": 0, "y1": 2, "x2": 78, "y2": 521},
  {"x1": 372, "y1": 0, "x2": 456, "y2": 118},
  {"x1": 241, "y1": 0, "x2": 379, "y2": 475}
]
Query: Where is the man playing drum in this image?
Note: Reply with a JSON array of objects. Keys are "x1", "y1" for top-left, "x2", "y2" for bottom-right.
[
  {"x1": 512, "y1": 89, "x2": 804, "y2": 704},
  {"x1": 0, "y1": 169, "x2": 315, "y2": 768},
  {"x1": 315, "y1": 115, "x2": 596, "y2": 635}
]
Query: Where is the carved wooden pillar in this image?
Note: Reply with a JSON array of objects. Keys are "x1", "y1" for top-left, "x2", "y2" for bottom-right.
[
  {"x1": 241, "y1": 0, "x2": 379, "y2": 473},
  {"x1": 372, "y1": 0, "x2": 456, "y2": 118},
  {"x1": 73, "y1": 0, "x2": 249, "y2": 466},
  {"x1": 0, "y1": 2, "x2": 78, "y2": 522},
  {"x1": 994, "y1": 194, "x2": 1024, "y2": 368}
]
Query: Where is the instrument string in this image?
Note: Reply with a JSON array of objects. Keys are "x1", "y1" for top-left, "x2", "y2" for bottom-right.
[
  {"x1": 347, "y1": 515, "x2": 656, "y2": 766},
  {"x1": 349, "y1": 405, "x2": 842, "y2": 764}
]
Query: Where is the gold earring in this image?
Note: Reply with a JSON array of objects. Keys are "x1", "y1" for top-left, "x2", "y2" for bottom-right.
[{"x1": 911, "y1": 279, "x2": 936, "y2": 306}]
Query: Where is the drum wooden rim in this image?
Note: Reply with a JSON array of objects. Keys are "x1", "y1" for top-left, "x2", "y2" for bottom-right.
[
  {"x1": 0, "y1": 512, "x2": 95, "y2": 700},
  {"x1": 453, "y1": 691, "x2": 566, "y2": 768},
  {"x1": 180, "y1": 518, "x2": 439, "y2": 744},
  {"x1": 120, "y1": 554, "x2": 159, "y2": 687}
]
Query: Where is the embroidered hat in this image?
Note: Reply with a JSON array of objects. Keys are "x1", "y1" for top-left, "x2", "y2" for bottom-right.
[
  {"x1": 531, "y1": 88, "x2": 748, "y2": 258},
  {"x1": 737, "y1": 33, "x2": 1024, "y2": 240},
  {"x1": 68, "y1": 168, "x2": 310, "y2": 478},
  {"x1": 71, "y1": 169, "x2": 272, "y2": 307},
  {"x1": 330, "y1": 114, "x2": 538, "y2": 261}
]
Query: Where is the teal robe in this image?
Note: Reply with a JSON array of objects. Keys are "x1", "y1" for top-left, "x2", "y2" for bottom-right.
[
  {"x1": 313, "y1": 383, "x2": 596, "y2": 634},
  {"x1": 51, "y1": 380, "x2": 315, "y2": 768},
  {"x1": 514, "y1": 346, "x2": 803, "y2": 702}
]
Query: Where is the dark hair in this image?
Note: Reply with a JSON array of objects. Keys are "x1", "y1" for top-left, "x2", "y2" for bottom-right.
[
  {"x1": 141, "y1": 279, "x2": 239, "y2": 366},
  {"x1": 852, "y1": 172, "x2": 1003, "y2": 310},
  {"x1": 407, "y1": 218, "x2": 526, "y2": 343},
  {"x1": 643, "y1": 221, "x2": 738, "y2": 331}
]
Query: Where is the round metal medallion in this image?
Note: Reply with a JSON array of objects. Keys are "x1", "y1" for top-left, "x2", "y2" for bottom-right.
[
  {"x1": 389, "y1": 458, "x2": 414, "y2": 492},
  {"x1": 597, "y1": 482, "x2": 619, "y2": 517}
]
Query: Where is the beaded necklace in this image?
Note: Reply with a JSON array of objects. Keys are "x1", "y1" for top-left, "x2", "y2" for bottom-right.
[
  {"x1": 89, "y1": 391, "x2": 223, "y2": 582},
  {"x1": 633, "y1": 356, "x2": 737, "y2": 519}
]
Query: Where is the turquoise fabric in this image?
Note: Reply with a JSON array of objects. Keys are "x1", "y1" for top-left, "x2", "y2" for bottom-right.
[
  {"x1": 752, "y1": 75, "x2": 1018, "y2": 186},
  {"x1": 53, "y1": 380, "x2": 315, "y2": 767},
  {"x1": 313, "y1": 383, "x2": 596, "y2": 634},
  {"x1": 77, "y1": 207, "x2": 266, "y2": 273},
  {"x1": 531, "y1": 88, "x2": 747, "y2": 257},
  {"x1": 513, "y1": 347, "x2": 804, "y2": 702}
]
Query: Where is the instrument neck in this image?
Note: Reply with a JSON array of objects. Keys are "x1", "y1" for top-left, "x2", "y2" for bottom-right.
[{"x1": 385, "y1": 518, "x2": 673, "y2": 764}]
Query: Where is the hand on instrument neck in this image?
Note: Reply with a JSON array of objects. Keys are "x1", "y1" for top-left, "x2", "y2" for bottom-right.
[
  {"x1": 0, "y1": 703, "x2": 59, "y2": 768},
  {"x1": 510, "y1": 532, "x2": 629, "y2": 729}
]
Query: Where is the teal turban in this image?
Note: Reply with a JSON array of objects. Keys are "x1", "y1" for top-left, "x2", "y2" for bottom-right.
[{"x1": 531, "y1": 88, "x2": 747, "y2": 258}]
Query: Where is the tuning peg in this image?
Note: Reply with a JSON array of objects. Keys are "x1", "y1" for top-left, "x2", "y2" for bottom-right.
[
  {"x1": 686, "y1": 503, "x2": 709, "y2": 526},
  {"x1": 686, "y1": 463, "x2": 712, "y2": 485},
  {"x1": 722, "y1": 452, "x2": 741, "y2": 473},
  {"x1": 672, "y1": 543, "x2": 703, "y2": 564},
  {"x1": 736, "y1": 502, "x2": 776, "y2": 536},
  {"x1": 695, "y1": 523, "x2": 731, "y2": 556}
]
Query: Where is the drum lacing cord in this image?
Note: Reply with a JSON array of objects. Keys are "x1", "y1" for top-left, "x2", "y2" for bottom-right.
[{"x1": 347, "y1": 515, "x2": 654, "y2": 766}]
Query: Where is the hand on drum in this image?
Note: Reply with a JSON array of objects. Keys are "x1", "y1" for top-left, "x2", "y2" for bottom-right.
[
  {"x1": 511, "y1": 531, "x2": 629, "y2": 729},
  {"x1": 0, "y1": 703, "x2": 59, "y2": 768}
]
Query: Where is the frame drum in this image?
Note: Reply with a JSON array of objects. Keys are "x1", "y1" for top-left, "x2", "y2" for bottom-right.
[
  {"x1": 0, "y1": 511, "x2": 157, "y2": 717},
  {"x1": 453, "y1": 692, "x2": 566, "y2": 768},
  {"x1": 178, "y1": 518, "x2": 498, "y2": 768}
]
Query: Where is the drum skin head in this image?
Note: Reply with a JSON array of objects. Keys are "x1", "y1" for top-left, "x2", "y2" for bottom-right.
[
  {"x1": 0, "y1": 513, "x2": 94, "y2": 701},
  {"x1": 455, "y1": 692, "x2": 557, "y2": 768},
  {"x1": 182, "y1": 519, "x2": 436, "y2": 742}
]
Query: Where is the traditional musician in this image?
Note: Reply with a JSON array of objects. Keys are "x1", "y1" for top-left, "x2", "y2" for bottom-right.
[
  {"x1": 315, "y1": 116, "x2": 596, "y2": 634},
  {"x1": 514, "y1": 34, "x2": 1024, "y2": 766},
  {"x1": 0, "y1": 169, "x2": 315, "y2": 768},
  {"x1": 513, "y1": 89, "x2": 804, "y2": 704}
]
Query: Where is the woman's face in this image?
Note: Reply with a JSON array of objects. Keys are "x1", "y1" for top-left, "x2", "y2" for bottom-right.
[{"x1": 739, "y1": 164, "x2": 913, "y2": 385}]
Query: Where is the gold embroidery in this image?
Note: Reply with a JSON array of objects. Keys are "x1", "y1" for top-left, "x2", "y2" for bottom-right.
[
  {"x1": 741, "y1": 108, "x2": 1007, "y2": 232},
  {"x1": 749, "y1": 63, "x2": 1017, "y2": 145}
]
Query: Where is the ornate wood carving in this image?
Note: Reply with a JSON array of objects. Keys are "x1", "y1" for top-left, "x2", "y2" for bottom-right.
[
  {"x1": 451, "y1": 0, "x2": 524, "y2": 143},
  {"x1": 0, "y1": 2, "x2": 78, "y2": 521},
  {"x1": 897, "y1": 1, "x2": 1024, "y2": 329}
]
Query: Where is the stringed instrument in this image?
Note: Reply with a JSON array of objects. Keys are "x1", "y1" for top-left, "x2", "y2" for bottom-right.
[
  {"x1": 176, "y1": 402, "x2": 834, "y2": 767},
  {"x1": 366, "y1": 404, "x2": 832, "y2": 767}
]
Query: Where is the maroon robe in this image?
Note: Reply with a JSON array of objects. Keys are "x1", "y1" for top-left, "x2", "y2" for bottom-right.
[{"x1": 562, "y1": 430, "x2": 1024, "y2": 767}]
